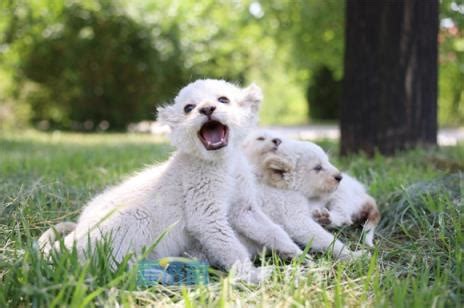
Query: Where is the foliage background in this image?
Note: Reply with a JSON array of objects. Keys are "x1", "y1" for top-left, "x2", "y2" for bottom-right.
[{"x1": 0, "y1": 0, "x2": 462, "y2": 130}]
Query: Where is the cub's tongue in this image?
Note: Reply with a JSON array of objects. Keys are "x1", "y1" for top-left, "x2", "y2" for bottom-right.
[
  {"x1": 199, "y1": 121, "x2": 229, "y2": 150},
  {"x1": 201, "y1": 122, "x2": 224, "y2": 144}
]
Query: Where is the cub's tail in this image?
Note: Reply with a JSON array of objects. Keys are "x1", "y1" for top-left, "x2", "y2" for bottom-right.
[
  {"x1": 362, "y1": 197, "x2": 381, "y2": 247},
  {"x1": 38, "y1": 222, "x2": 76, "y2": 255}
]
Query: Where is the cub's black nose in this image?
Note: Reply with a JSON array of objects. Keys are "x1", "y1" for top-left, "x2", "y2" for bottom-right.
[
  {"x1": 272, "y1": 138, "x2": 282, "y2": 147},
  {"x1": 199, "y1": 106, "x2": 216, "y2": 116},
  {"x1": 334, "y1": 174, "x2": 343, "y2": 182}
]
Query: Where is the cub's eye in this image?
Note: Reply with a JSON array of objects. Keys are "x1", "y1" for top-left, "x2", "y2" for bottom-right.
[
  {"x1": 184, "y1": 104, "x2": 196, "y2": 113},
  {"x1": 257, "y1": 137, "x2": 265, "y2": 141},
  {"x1": 313, "y1": 165, "x2": 323, "y2": 172},
  {"x1": 217, "y1": 96, "x2": 230, "y2": 104}
]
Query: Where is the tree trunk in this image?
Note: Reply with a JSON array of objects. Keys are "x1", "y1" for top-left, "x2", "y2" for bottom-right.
[{"x1": 340, "y1": 0, "x2": 438, "y2": 156}]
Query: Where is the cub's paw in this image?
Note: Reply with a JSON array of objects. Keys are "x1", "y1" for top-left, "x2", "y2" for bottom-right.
[
  {"x1": 279, "y1": 243, "x2": 304, "y2": 260},
  {"x1": 230, "y1": 260, "x2": 273, "y2": 284},
  {"x1": 312, "y1": 208, "x2": 332, "y2": 226}
]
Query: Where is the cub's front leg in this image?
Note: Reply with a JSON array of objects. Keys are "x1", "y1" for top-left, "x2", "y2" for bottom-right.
[
  {"x1": 312, "y1": 207, "x2": 351, "y2": 228},
  {"x1": 184, "y1": 198, "x2": 250, "y2": 270},
  {"x1": 184, "y1": 199, "x2": 272, "y2": 283},
  {"x1": 230, "y1": 165, "x2": 302, "y2": 259},
  {"x1": 229, "y1": 203, "x2": 302, "y2": 259},
  {"x1": 282, "y1": 206, "x2": 362, "y2": 260}
]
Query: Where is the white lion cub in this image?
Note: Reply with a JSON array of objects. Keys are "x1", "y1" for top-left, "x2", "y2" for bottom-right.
[
  {"x1": 244, "y1": 130, "x2": 380, "y2": 247},
  {"x1": 241, "y1": 131, "x2": 365, "y2": 259},
  {"x1": 39, "y1": 80, "x2": 302, "y2": 283}
]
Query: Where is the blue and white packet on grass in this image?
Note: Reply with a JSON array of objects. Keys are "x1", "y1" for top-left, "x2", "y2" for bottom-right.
[{"x1": 137, "y1": 257, "x2": 209, "y2": 287}]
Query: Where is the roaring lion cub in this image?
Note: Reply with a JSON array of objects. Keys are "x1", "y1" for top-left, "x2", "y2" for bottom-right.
[{"x1": 39, "y1": 80, "x2": 301, "y2": 283}]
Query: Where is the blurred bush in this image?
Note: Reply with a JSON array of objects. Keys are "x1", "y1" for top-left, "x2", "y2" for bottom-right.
[
  {"x1": 4, "y1": 1, "x2": 186, "y2": 130},
  {"x1": 306, "y1": 65, "x2": 341, "y2": 120},
  {"x1": 1, "y1": 0, "x2": 284, "y2": 129},
  {"x1": 0, "y1": 100, "x2": 31, "y2": 131},
  {"x1": 439, "y1": 0, "x2": 464, "y2": 126}
]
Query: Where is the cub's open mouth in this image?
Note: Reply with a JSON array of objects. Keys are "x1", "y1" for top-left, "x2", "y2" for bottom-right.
[{"x1": 198, "y1": 120, "x2": 229, "y2": 151}]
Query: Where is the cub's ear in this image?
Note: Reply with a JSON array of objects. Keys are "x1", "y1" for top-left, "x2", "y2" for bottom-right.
[
  {"x1": 240, "y1": 83, "x2": 263, "y2": 111},
  {"x1": 264, "y1": 155, "x2": 293, "y2": 173},
  {"x1": 263, "y1": 155, "x2": 294, "y2": 187},
  {"x1": 156, "y1": 104, "x2": 178, "y2": 128}
]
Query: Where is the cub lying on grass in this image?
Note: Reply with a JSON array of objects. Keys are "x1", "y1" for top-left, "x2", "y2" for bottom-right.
[
  {"x1": 39, "y1": 80, "x2": 302, "y2": 283},
  {"x1": 240, "y1": 131, "x2": 366, "y2": 259},
  {"x1": 243, "y1": 130, "x2": 380, "y2": 247}
]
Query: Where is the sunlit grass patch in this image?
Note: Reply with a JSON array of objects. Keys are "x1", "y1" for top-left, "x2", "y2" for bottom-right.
[{"x1": 0, "y1": 131, "x2": 462, "y2": 306}]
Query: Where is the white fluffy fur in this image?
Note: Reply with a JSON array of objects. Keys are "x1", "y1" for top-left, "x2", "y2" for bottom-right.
[
  {"x1": 243, "y1": 130, "x2": 380, "y2": 247},
  {"x1": 311, "y1": 174, "x2": 379, "y2": 246},
  {"x1": 242, "y1": 130, "x2": 365, "y2": 259},
  {"x1": 38, "y1": 80, "x2": 301, "y2": 283}
]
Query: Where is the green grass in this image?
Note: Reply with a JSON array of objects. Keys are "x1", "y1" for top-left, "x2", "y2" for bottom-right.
[{"x1": 1, "y1": 131, "x2": 463, "y2": 307}]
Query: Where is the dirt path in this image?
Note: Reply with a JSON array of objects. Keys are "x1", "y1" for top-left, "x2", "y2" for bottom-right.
[{"x1": 262, "y1": 125, "x2": 464, "y2": 146}]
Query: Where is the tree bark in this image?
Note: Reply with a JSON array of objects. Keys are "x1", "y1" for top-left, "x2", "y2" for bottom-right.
[{"x1": 341, "y1": 0, "x2": 438, "y2": 156}]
